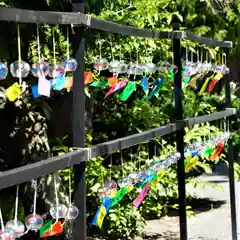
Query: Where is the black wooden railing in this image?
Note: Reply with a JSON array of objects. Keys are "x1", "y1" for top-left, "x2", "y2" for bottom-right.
[{"x1": 0, "y1": 2, "x2": 237, "y2": 240}]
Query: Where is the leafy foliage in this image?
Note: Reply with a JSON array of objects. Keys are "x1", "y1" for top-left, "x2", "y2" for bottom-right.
[{"x1": 0, "y1": 0, "x2": 239, "y2": 239}]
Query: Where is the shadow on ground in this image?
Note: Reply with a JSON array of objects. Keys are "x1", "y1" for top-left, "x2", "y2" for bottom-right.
[
  {"x1": 143, "y1": 232, "x2": 179, "y2": 240},
  {"x1": 189, "y1": 197, "x2": 226, "y2": 213},
  {"x1": 207, "y1": 179, "x2": 229, "y2": 184},
  {"x1": 167, "y1": 197, "x2": 226, "y2": 217}
]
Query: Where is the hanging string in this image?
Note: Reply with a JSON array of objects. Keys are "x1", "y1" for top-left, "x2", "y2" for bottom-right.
[
  {"x1": 0, "y1": 208, "x2": 5, "y2": 231},
  {"x1": 120, "y1": 150, "x2": 124, "y2": 178},
  {"x1": 53, "y1": 174, "x2": 59, "y2": 221},
  {"x1": 68, "y1": 169, "x2": 72, "y2": 206},
  {"x1": 145, "y1": 143, "x2": 149, "y2": 171},
  {"x1": 223, "y1": 52, "x2": 226, "y2": 66},
  {"x1": 14, "y1": 185, "x2": 19, "y2": 225},
  {"x1": 147, "y1": 143, "x2": 151, "y2": 179},
  {"x1": 120, "y1": 45, "x2": 122, "y2": 62},
  {"x1": 99, "y1": 41, "x2": 102, "y2": 59},
  {"x1": 17, "y1": 25, "x2": 22, "y2": 84},
  {"x1": 136, "y1": 48, "x2": 139, "y2": 65},
  {"x1": 100, "y1": 160, "x2": 104, "y2": 187},
  {"x1": 200, "y1": 48, "x2": 203, "y2": 63},
  {"x1": 109, "y1": 155, "x2": 112, "y2": 181},
  {"x1": 138, "y1": 146, "x2": 141, "y2": 173},
  {"x1": 154, "y1": 140, "x2": 157, "y2": 158},
  {"x1": 196, "y1": 47, "x2": 198, "y2": 63},
  {"x1": 66, "y1": 26, "x2": 70, "y2": 61},
  {"x1": 109, "y1": 35, "x2": 114, "y2": 61},
  {"x1": 130, "y1": 148, "x2": 134, "y2": 170},
  {"x1": 33, "y1": 180, "x2": 37, "y2": 215},
  {"x1": 185, "y1": 47, "x2": 188, "y2": 62},
  {"x1": 223, "y1": 117, "x2": 227, "y2": 139},
  {"x1": 52, "y1": 27, "x2": 56, "y2": 79},
  {"x1": 36, "y1": 25, "x2": 41, "y2": 63}
]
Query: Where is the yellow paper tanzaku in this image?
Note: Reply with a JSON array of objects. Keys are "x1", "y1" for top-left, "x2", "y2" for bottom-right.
[{"x1": 6, "y1": 82, "x2": 21, "y2": 102}]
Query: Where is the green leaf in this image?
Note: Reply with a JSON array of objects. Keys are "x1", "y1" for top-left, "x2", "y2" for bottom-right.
[{"x1": 173, "y1": 12, "x2": 183, "y2": 22}]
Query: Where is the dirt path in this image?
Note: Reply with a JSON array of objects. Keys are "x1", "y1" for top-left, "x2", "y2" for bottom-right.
[{"x1": 144, "y1": 164, "x2": 240, "y2": 240}]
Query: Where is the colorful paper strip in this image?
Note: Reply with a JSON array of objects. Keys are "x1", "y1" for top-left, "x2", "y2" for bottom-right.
[{"x1": 133, "y1": 182, "x2": 150, "y2": 208}]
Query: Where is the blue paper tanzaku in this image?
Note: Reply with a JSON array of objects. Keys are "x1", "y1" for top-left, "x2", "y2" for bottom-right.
[
  {"x1": 148, "y1": 78, "x2": 164, "y2": 99},
  {"x1": 141, "y1": 76, "x2": 149, "y2": 93},
  {"x1": 32, "y1": 85, "x2": 40, "y2": 98},
  {"x1": 53, "y1": 76, "x2": 66, "y2": 91},
  {"x1": 92, "y1": 196, "x2": 113, "y2": 227}
]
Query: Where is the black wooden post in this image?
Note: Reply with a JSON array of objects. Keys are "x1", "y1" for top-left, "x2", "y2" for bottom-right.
[
  {"x1": 72, "y1": 0, "x2": 86, "y2": 240},
  {"x1": 225, "y1": 46, "x2": 238, "y2": 240},
  {"x1": 173, "y1": 25, "x2": 188, "y2": 240}
]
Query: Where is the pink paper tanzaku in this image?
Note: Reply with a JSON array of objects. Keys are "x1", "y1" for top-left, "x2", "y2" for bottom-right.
[
  {"x1": 38, "y1": 76, "x2": 51, "y2": 97},
  {"x1": 133, "y1": 182, "x2": 150, "y2": 208},
  {"x1": 105, "y1": 80, "x2": 127, "y2": 98}
]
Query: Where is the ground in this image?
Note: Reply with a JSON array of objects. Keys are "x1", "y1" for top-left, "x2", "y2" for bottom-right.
[{"x1": 144, "y1": 163, "x2": 239, "y2": 240}]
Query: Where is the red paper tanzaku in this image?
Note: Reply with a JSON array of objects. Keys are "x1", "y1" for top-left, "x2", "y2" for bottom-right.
[
  {"x1": 63, "y1": 76, "x2": 73, "y2": 88},
  {"x1": 108, "y1": 77, "x2": 118, "y2": 87},
  {"x1": 62, "y1": 72, "x2": 93, "y2": 89},
  {"x1": 40, "y1": 222, "x2": 64, "y2": 238},
  {"x1": 209, "y1": 140, "x2": 224, "y2": 161},
  {"x1": 84, "y1": 72, "x2": 93, "y2": 84}
]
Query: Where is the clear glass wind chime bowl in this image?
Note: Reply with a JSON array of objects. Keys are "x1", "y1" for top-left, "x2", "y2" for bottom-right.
[
  {"x1": 0, "y1": 63, "x2": 8, "y2": 80},
  {"x1": 117, "y1": 177, "x2": 133, "y2": 188},
  {"x1": 24, "y1": 214, "x2": 43, "y2": 231},
  {"x1": 5, "y1": 220, "x2": 25, "y2": 237},
  {"x1": 98, "y1": 180, "x2": 117, "y2": 198},
  {"x1": 108, "y1": 60, "x2": 120, "y2": 73},
  {"x1": 127, "y1": 65, "x2": 138, "y2": 75},
  {"x1": 31, "y1": 62, "x2": 49, "y2": 77},
  {"x1": 144, "y1": 63, "x2": 156, "y2": 73},
  {"x1": 63, "y1": 58, "x2": 78, "y2": 72},
  {"x1": 50, "y1": 204, "x2": 68, "y2": 219},
  {"x1": 94, "y1": 58, "x2": 109, "y2": 71},
  {"x1": 66, "y1": 204, "x2": 79, "y2": 220},
  {"x1": 10, "y1": 61, "x2": 30, "y2": 78},
  {"x1": 47, "y1": 64, "x2": 66, "y2": 78}
]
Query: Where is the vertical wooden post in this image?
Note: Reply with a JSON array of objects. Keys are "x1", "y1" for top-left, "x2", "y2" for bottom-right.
[
  {"x1": 173, "y1": 25, "x2": 188, "y2": 240},
  {"x1": 72, "y1": 1, "x2": 86, "y2": 240},
  {"x1": 225, "y1": 47, "x2": 238, "y2": 240}
]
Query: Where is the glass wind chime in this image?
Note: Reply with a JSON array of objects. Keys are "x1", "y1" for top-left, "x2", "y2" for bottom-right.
[
  {"x1": 0, "y1": 24, "x2": 77, "y2": 103},
  {"x1": 0, "y1": 170, "x2": 79, "y2": 239},
  {"x1": 92, "y1": 142, "x2": 181, "y2": 229},
  {"x1": 39, "y1": 172, "x2": 78, "y2": 238},
  {"x1": 182, "y1": 47, "x2": 229, "y2": 95},
  {"x1": 89, "y1": 36, "x2": 178, "y2": 101},
  {"x1": 88, "y1": 37, "x2": 230, "y2": 102},
  {"x1": 92, "y1": 119, "x2": 230, "y2": 229}
]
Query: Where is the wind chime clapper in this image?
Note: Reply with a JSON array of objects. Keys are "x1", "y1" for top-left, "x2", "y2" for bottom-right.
[
  {"x1": 91, "y1": 35, "x2": 178, "y2": 101},
  {"x1": 0, "y1": 24, "x2": 78, "y2": 103},
  {"x1": 182, "y1": 43, "x2": 229, "y2": 95}
]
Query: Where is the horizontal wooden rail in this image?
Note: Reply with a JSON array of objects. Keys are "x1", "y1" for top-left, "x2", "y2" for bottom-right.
[
  {"x1": 0, "y1": 7, "x2": 232, "y2": 47},
  {"x1": 0, "y1": 150, "x2": 85, "y2": 190},
  {"x1": 0, "y1": 108, "x2": 236, "y2": 190}
]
